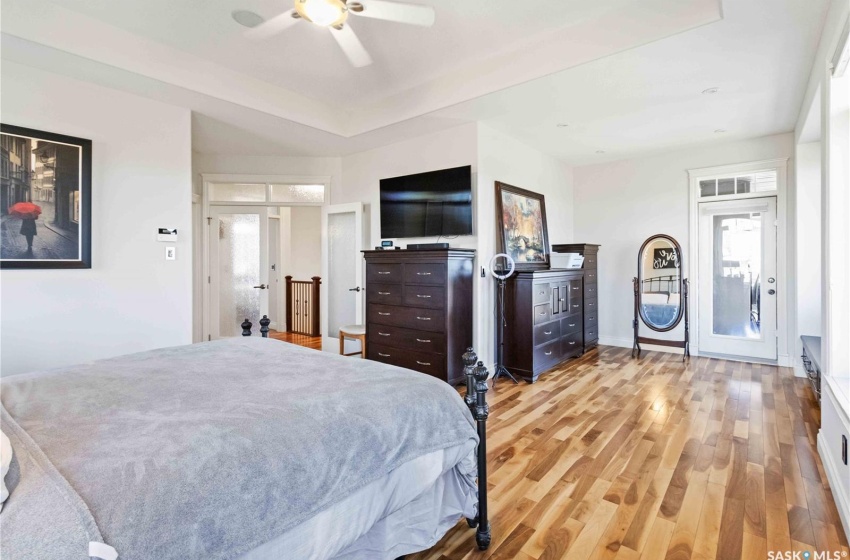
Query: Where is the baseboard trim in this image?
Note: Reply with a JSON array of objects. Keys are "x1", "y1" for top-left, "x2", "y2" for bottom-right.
[{"x1": 818, "y1": 429, "x2": 850, "y2": 541}]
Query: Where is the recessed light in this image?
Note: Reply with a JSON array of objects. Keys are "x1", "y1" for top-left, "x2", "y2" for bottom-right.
[
  {"x1": 702, "y1": 87, "x2": 719, "y2": 94},
  {"x1": 232, "y1": 10, "x2": 265, "y2": 28},
  {"x1": 714, "y1": 129, "x2": 726, "y2": 133},
  {"x1": 556, "y1": 123, "x2": 569, "y2": 128},
  {"x1": 596, "y1": 150, "x2": 605, "y2": 154}
]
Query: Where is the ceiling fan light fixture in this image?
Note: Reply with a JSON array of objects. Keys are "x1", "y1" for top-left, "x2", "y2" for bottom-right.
[{"x1": 295, "y1": 0, "x2": 348, "y2": 27}]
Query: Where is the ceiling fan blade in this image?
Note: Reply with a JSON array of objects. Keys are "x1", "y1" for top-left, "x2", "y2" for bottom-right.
[
  {"x1": 246, "y1": 9, "x2": 299, "y2": 39},
  {"x1": 349, "y1": 0, "x2": 435, "y2": 27},
  {"x1": 329, "y1": 24, "x2": 373, "y2": 67}
]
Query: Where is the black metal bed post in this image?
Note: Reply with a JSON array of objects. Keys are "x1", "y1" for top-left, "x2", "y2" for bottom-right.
[
  {"x1": 259, "y1": 315, "x2": 270, "y2": 338},
  {"x1": 463, "y1": 347, "x2": 477, "y2": 412},
  {"x1": 242, "y1": 319, "x2": 253, "y2": 336},
  {"x1": 472, "y1": 360, "x2": 491, "y2": 550}
]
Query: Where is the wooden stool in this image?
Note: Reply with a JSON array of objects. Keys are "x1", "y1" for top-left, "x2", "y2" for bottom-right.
[{"x1": 339, "y1": 324, "x2": 366, "y2": 358}]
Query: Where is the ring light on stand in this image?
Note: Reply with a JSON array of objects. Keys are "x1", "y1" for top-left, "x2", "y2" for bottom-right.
[{"x1": 489, "y1": 253, "x2": 518, "y2": 385}]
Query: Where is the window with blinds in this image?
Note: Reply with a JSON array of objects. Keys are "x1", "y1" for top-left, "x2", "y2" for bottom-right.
[{"x1": 698, "y1": 170, "x2": 778, "y2": 199}]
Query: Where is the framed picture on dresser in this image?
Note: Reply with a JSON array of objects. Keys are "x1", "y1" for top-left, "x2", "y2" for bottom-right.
[{"x1": 495, "y1": 181, "x2": 550, "y2": 271}]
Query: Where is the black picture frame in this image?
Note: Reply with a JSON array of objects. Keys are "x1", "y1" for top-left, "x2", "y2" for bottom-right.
[
  {"x1": 1, "y1": 124, "x2": 92, "y2": 269},
  {"x1": 494, "y1": 181, "x2": 550, "y2": 271}
]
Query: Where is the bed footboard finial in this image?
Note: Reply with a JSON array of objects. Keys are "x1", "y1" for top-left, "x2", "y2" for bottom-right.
[
  {"x1": 472, "y1": 360, "x2": 491, "y2": 551},
  {"x1": 462, "y1": 347, "x2": 477, "y2": 410},
  {"x1": 259, "y1": 315, "x2": 271, "y2": 338},
  {"x1": 241, "y1": 319, "x2": 252, "y2": 337}
]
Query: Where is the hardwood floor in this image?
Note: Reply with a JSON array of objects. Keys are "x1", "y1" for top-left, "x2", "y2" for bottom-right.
[
  {"x1": 409, "y1": 345, "x2": 848, "y2": 560},
  {"x1": 268, "y1": 330, "x2": 323, "y2": 350}
]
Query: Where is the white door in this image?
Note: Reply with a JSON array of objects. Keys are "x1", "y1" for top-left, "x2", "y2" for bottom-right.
[
  {"x1": 321, "y1": 203, "x2": 364, "y2": 352},
  {"x1": 698, "y1": 197, "x2": 777, "y2": 359},
  {"x1": 208, "y1": 206, "x2": 269, "y2": 339}
]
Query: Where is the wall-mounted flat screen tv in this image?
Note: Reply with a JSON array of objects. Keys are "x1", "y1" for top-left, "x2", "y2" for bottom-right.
[{"x1": 379, "y1": 165, "x2": 473, "y2": 238}]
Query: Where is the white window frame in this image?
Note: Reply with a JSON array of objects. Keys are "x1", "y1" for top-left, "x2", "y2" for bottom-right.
[
  {"x1": 200, "y1": 173, "x2": 331, "y2": 342},
  {"x1": 688, "y1": 158, "x2": 789, "y2": 365}
]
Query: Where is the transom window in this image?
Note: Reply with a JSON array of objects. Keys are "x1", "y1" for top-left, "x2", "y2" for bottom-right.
[
  {"x1": 208, "y1": 182, "x2": 326, "y2": 204},
  {"x1": 698, "y1": 170, "x2": 778, "y2": 199}
]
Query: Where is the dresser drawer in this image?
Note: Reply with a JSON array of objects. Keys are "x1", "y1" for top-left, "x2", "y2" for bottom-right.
[
  {"x1": 367, "y1": 283, "x2": 402, "y2": 306},
  {"x1": 567, "y1": 280, "x2": 583, "y2": 301},
  {"x1": 534, "y1": 321, "x2": 560, "y2": 346},
  {"x1": 534, "y1": 339, "x2": 560, "y2": 369},
  {"x1": 367, "y1": 324, "x2": 447, "y2": 354},
  {"x1": 403, "y1": 263, "x2": 447, "y2": 285},
  {"x1": 585, "y1": 327, "x2": 599, "y2": 344},
  {"x1": 533, "y1": 283, "x2": 551, "y2": 305},
  {"x1": 562, "y1": 330, "x2": 583, "y2": 354},
  {"x1": 561, "y1": 313, "x2": 583, "y2": 335},
  {"x1": 584, "y1": 255, "x2": 598, "y2": 269},
  {"x1": 402, "y1": 284, "x2": 446, "y2": 309},
  {"x1": 584, "y1": 270, "x2": 598, "y2": 284},
  {"x1": 584, "y1": 282, "x2": 599, "y2": 299},
  {"x1": 533, "y1": 303, "x2": 552, "y2": 325},
  {"x1": 585, "y1": 297, "x2": 598, "y2": 314},
  {"x1": 564, "y1": 299, "x2": 582, "y2": 314},
  {"x1": 367, "y1": 304, "x2": 445, "y2": 332},
  {"x1": 367, "y1": 264, "x2": 402, "y2": 284},
  {"x1": 585, "y1": 312, "x2": 599, "y2": 329},
  {"x1": 369, "y1": 343, "x2": 446, "y2": 379}
]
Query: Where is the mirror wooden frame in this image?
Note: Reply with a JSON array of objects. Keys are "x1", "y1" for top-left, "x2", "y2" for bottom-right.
[{"x1": 632, "y1": 234, "x2": 690, "y2": 361}]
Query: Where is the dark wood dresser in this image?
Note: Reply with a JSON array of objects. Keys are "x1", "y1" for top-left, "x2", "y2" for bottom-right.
[
  {"x1": 553, "y1": 243, "x2": 601, "y2": 352},
  {"x1": 503, "y1": 269, "x2": 585, "y2": 382},
  {"x1": 363, "y1": 249, "x2": 475, "y2": 385}
]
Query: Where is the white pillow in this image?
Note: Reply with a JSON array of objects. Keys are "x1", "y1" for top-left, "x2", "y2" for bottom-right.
[
  {"x1": 0, "y1": 429, "x2": 12, "y2": 511},
  {"x1": 642, "y1": 293, "x2": 669, "y2": 305},
  {"x1": 668, "y1": 293, "x2": 681, "y2": 307}
]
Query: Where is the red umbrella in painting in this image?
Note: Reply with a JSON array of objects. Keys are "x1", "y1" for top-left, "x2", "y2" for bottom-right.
[{"x1": 7, "y1": 202, "x2": 42, "y2": 220}]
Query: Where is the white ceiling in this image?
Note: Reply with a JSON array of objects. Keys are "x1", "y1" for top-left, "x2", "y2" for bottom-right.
[{"x1": 0, "y1": 0, "x2": 830, "y2": 164}]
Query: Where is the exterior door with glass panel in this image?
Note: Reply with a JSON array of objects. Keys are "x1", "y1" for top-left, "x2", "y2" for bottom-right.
[
  {"x1": 698, "y1": 197, "x2": 777, "y2": 359},
  {"x1": 209, "y1": 206, "x2": 269, "y2": 339},
  {"x1": 321, "y1": 203, "x2": 364, "y2": 352}
]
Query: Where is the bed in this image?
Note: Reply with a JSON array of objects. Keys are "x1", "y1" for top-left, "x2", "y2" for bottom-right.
[{"x1": 0, "y1": 329, "x2": 491, "y2": 559}]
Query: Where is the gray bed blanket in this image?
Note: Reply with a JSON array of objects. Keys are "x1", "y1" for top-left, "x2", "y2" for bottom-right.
[{"x1": 0, "y1": 338, "x2": 478, "y2": 559}]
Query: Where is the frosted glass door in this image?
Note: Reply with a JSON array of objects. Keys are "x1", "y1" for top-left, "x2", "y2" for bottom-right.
[
  {"x1": 698, "y1": 197, "x2": 777, "y2": 359},
  {"x1": 321, "y1": 203, "x2": 364, "y2": 351},
  {"x1": 209, "y1": 207, "x2": 269, "y2": 339}
]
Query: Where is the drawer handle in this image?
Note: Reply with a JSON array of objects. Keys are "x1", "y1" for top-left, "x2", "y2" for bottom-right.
[
  {"x1": 377, "y1": 271, "x2": 391, "y2": 275},
  {"x1": 378, "y1": 352, "x2": 391, "y2": 357},
  {"x1": 378, "y1": 312, "x2": 391, "y2": 316},
  {"x1": 378, "y1": 291, "x2": 391, "y2": 295},
  {"x1": 416, "y1": 361, "x2": 431, "y2": 366},
  {"x1": 569, "y1": 341, "x2": 576, "y2": 346},
  {"x1": 573, "y1": 304, "x2": 579, "y2": 309},
  {"x1": 588, "y1": 332, "x2": 594, "y2": 336},
  {"x1": 539, "y1": 291, "x2": 545, "y2": 295},
  {"x1": 416, "y1": 294, "x2": 432, "y2": 298},
  {"x1": 573, "y1": 287, "x2": 580, "y2": 290},
  {"x1": 568, "y1": 323, "x2": 576, "y2": 327},
  {"x1": 416, "y1": 272, "x2": 432, "y2": 276},
  {"x1": 544, "y1": 331, "x2": 552, "y2": 335},
  {"x1": 416, "y1": 316, "x2": 431, "y2": 321},
  {"x1": 589, "y1": 317, "x2": 595, "y2": 320},
  {"x1": 378, "y1": 332, "x2": 391, "y2": 337},
  {"x1": 416, "y1": 338, "x2": 431, "y2": 343},
  {"x1": 559, "y1": 298, "x2": 565, "y2": 302},
  {"x1": 545, "y1": 351, "x2": 553, "y2": 356},
  {"x1": 539, "y1": 310, "x2": 546, "y2": 315}
]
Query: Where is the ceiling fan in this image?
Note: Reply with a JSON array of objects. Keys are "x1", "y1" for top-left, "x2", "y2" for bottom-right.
[{"x1": 246, "y1": 0, "x2": 435, "y2": 68}]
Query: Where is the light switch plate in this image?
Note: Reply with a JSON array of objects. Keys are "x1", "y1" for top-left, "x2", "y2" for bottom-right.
[{"x1": 165, "y1": 246, "x2": 176, "y2": 260}]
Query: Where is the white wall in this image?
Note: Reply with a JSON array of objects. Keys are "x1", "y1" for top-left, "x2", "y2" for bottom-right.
[
  {"x1": 1, "y1": 62, "x2": 193, "y2": 375},
  {"x1": 796, "y1": 141, "x2": 823, "y2": 346},
  {"x1": 573, "y1": 133, "x2": 794, "y2": 354}
]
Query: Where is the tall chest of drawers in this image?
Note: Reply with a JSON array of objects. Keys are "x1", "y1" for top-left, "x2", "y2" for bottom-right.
[
  {"x1": 553, "y1": 243, "x2": 601, "y2": 352},
  {"x1": 363, "y1": 249, "x2": 475, "y2": 385},
  {"x1": 503, "y1": 269, "x2": 585, "y2": 383}
]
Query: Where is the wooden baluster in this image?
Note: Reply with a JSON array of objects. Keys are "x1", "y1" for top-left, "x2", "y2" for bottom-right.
[
  {"x1": 472, "y1": 360, "x2": 491, "y2": 550},
  {"x1": 285, "y1": 276, "x2": 293, "y2": 333},
  {"x1": 241, "y1": 318, "x2": 252, "y2": 337},
  {"x1": 260, "y1": 315, "x2": 270, "y2": 338},
  {"x1": 311, "y1": 276, "x2": 321, "y2": 337}
]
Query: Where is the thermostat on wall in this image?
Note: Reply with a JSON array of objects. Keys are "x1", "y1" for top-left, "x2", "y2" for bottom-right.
[{"x1": 157, "y1": 228, "x2": 177, "y2": 242}]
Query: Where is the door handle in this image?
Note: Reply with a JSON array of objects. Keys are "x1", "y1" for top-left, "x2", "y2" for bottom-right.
[
  {"x1": 252, "y1": 284, "x2": 268, "y2": 289},
  {"x1": 349, "y1": 287, "x2": 361, "y2": 292},
  {"x1": 768, "y1": 277, "x2": 775, "y2": 283},
  {"x1": 768, "y1": 289, "x2": 776, "y2": 295}
]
